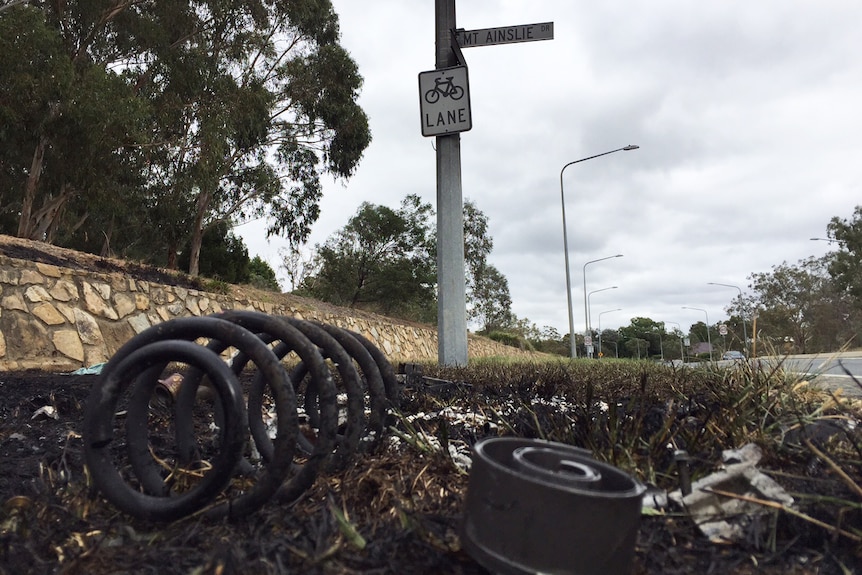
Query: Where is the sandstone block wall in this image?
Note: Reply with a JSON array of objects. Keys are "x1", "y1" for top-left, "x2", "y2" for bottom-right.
[{"x1": 0, "y1": 253, "x2": 532, "y2": 372}]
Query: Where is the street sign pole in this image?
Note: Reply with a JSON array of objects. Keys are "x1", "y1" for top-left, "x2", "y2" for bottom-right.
[
  {"x1": 435, "y1": 0, "x2": 468, "y2": 366},
  {"x1": 426, "y1": 4, "x2": 553, "y2": 366}
]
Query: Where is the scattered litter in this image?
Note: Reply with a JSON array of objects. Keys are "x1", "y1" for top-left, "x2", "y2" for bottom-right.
[
  {"x1": 6, "y1": 433, "x2": 26, "y2": 441},
  {"x1": 66, "y1": 363, "x2": 106, "y2": 375},
  {"x1": 668, "y1": 443, "x2": 794, "y2": 543},
  {"x1": 722, "y1": 442, "x2": 764, "y2": 465},
  {"x1": 31, "y1": 405, "x2": 58, "y2": 420}
]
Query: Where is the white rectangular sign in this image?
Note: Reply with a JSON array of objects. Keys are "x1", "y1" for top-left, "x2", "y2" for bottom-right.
[
  {"x1": 456, "y1": 22, "x2": 554, "y2": 48},
  {"x1": 418, "y1": 66, "x2": 472, "y2": 137}
]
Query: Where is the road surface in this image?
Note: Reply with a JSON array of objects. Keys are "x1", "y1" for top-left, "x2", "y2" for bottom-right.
[{"x1": 770, "y1": 353, "x2": 862, "y2": 399}]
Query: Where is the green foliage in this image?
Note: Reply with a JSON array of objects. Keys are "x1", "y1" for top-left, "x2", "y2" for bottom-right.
[
  {"x1": 462, "y1": 199, "x2": 514, "y2": 331},
  {"x1": 827, "y1": 205, "x2": 862, "y2": 303},
  {"x1": 485, "y1": 330, "x2": 535, "y2": 352},
  {"x1": 248, "y1": 256, "x2": 281, "y2": 292},
  {"x1": 748, "y1": 256, "x2": 859, "y2": 353},
  {"x1": 299, "y1": 195, "x2": 512, "y2": 326},
  {"x1": 299, "y1": 197, "x2": 437, "y2": 322},
  {"x1": 525, "y1": 325, "x2": 569, "y2": 356},
  {"x1": 0, "y1": 4, "x2": 148, "y2": 242},
  {"x1": 179, "y1": 223, "x2": 250, "y2": 284},
  {"x1": 469, "y1": 264, "x2": 513, "y2": 331},
  {"x1": 0, "y1": 0, "x2": 370, "y2": 278},
  {"x1": 200, "y1": 278, "x2": 231, "y2": 295}
]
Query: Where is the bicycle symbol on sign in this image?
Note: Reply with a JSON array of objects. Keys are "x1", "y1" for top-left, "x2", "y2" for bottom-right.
[{"x1": 424, "y1": 76, "x2": 465, "y2": 104}]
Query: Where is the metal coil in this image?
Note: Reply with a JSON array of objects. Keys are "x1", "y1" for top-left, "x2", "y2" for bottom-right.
[{"x1": 82, "y1": 311, "x2": 399, "y2": 521}]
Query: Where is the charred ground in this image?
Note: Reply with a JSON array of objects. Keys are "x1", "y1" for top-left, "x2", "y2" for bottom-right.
[{"x1": 1, "y1": 364, "x2": 860, "y2": 575}]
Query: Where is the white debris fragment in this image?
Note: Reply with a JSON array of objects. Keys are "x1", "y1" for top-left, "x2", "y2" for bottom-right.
[
  {"x1": 448, "y1": 441, "x2": 473, "y2": 472},
  {"x1": 641, "y1": 484, "x2": 669, "y2": 510},
  {"x1": 668, "y1": 443, "x2": 794, "y2": 543},
  {"x1": 31, "y1": 405, "x2": 58, "y2": 420},
  {"x1": 721, "y1": 443, "x2": 763, "y2": 466}
]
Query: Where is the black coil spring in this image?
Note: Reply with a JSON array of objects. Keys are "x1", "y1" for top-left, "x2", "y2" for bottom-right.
[{"x1": 82, "y1": 310, "x2": 399, "y2": 522}]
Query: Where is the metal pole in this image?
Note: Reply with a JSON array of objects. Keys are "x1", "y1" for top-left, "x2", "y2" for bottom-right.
[
  {"x1": 583, "y1": 255, "x2": 623, "y2": 357},
  {"x1": 587, "y1": 285, "x2": 617, "y2": 338},
  {"x1": 560, "y1": 179, "x2": 577, "y2": 358},
  {"x1": 560, "y1": 146, "x2": 637, "y2": 359},
  {"x1": 435, "y1": 0, "x2": 467, "y2": 366},
  {"x1": 683, "y1": 306, "x2": 712, "y2": 361},
  {"x1": 707, "y1": 282, "x2": 747, "y2": 355}
]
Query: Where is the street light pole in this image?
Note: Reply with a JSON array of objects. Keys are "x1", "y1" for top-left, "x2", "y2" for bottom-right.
[
  {"x1": 682, "y1": 306, "x2": 712, "y2": 361},
  {"x1": 560, "y1": 145, "x2": 638, "y2": 358},
  {"x1": 588, "y1": 285, "x2": 618, "y2": 335},
  {"x1": 665, "y1": 320, "x2": 684, "y2": 363},
  {"x1": 810, "y1": 237, "x2": 843, "y2": 245},
  {"x1": 597, "y1": 308, "x2": 622, "y2": 358},
  {"x1": 707, "y1": 282, "x2": 748, "y2": 355},
  {"x1": 583, "y1": 255, "x2": 623, "y2": 356}
]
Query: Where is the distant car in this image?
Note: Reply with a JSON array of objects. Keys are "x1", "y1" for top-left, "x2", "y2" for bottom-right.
[{"x1": 722, "y1": 350, "x2": 746, "y2": 361}]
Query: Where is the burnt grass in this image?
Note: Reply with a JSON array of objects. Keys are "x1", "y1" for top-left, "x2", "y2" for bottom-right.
[{"x1": 1, "y1": 362, "x2": 861, "y2": 575}]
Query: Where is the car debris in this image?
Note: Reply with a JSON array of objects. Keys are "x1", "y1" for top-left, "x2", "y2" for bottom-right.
[{"x1": 667, "y1": 443, "x2": 794, "y2": 543}]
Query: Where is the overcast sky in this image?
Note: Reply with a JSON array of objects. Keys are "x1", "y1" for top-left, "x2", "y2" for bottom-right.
[{"x1": 237, "y1": 0, "x2": 862, "y2": 337}]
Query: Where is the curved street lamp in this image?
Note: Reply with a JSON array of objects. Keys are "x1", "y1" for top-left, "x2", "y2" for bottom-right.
[
  {"x1": 707, "y1": 282, "x2": 748, "y2": 355},
  {"x1": 583, "y1": 255, "x2": 623, "y2": 346},
  {"x1": 682, "y1": 306, "x2": 713, "y2": 361},
  {"x1": 665, "y1": 320, "x2": 685, "y2": 363},
  {"x1": 587, "y1": 285, "x2": 618, "y2": 335},
  {"x1": 810, "y1": 237, "x2": 843, "y2": 245},
  {"x1": 560, "y1": 145, "x2": 638, "y2": 358},
  {"x1": 597, "y1": 308, "x2": 622, "y2": 358}
]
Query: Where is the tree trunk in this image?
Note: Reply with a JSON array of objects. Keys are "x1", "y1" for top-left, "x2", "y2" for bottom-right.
[
  {"x1": 30, "y1": 185, "x2": 72, "y2": 241},
  {"x1": 166, "y1": 243, "x2": 178, "y2": 269},
  {"x1": 187, "y1": 190, "x2": 211, "y2": 277},
  {"x1": 17, "y1": 136, "x2": 49, "y2": 239},
  {"x1": 100, "y1": 215, "x2": 114, "y2": 257}
]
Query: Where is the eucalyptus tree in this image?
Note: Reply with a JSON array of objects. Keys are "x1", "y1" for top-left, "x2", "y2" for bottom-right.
[
  {"x1": 1, "y1": 0, "x2": 370, "y2": 276},
  {"x1": 0, "y1": 3, "x2": 146, "y2": 244},
  {"x1": 826, "y1": 205, "x2": 862, "y2": 303},
  {"x1": 298, "y1": 194, "x2": 512, "y2": 326},
  {"x1": 461, "y1": 199, "x2": 512, "y2": 329},
  {"x1": 299, "y1": 198, "x2": 437, "y2": 322},
  {"x1": 470, "y1": 264, "x2": 513, "y2": 332},
  {"x1": 747, "y1": 256, "x2": 858, "y2": 353},
  {"x1": 619, "y1": 317, "x2": 664, "y2": 359},
  {"x1": 118, "y1": 0, "x2": 370, "y2": 274}
]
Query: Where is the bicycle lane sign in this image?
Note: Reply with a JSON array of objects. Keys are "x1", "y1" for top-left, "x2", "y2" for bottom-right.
[{"x1": 418, "y1": 65, "x2": 472, "y2": 137}]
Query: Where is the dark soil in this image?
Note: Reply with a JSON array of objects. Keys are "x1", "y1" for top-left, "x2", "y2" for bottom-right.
[{"x1": 1, "y1": 369, "x2": 860, "y2": 575}]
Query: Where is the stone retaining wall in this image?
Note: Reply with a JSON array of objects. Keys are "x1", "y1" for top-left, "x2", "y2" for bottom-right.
[{"x1": 0, "y1": 252, "x2": 532, "y2": 372}]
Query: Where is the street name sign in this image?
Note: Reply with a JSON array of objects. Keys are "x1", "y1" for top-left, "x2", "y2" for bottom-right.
[
  {"x1": 418, "y1": 65, "x2": 472, "y2": 137},
  {"x1": 456, "y1": 22, "x2": 553, "y2": 48}
]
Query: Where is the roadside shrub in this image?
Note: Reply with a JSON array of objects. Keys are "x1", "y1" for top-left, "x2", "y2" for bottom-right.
[{"x1": 486, "y1": 330, "x2": 535, "y2": 351}]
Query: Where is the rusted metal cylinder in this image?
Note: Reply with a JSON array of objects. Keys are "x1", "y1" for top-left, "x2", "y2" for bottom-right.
[
  {"x1": 154, "y1": 372, "x2": 216, "y2": 405},
  {"x1": 461, "y1": 437, "x2": 646, "y2": 575}
]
